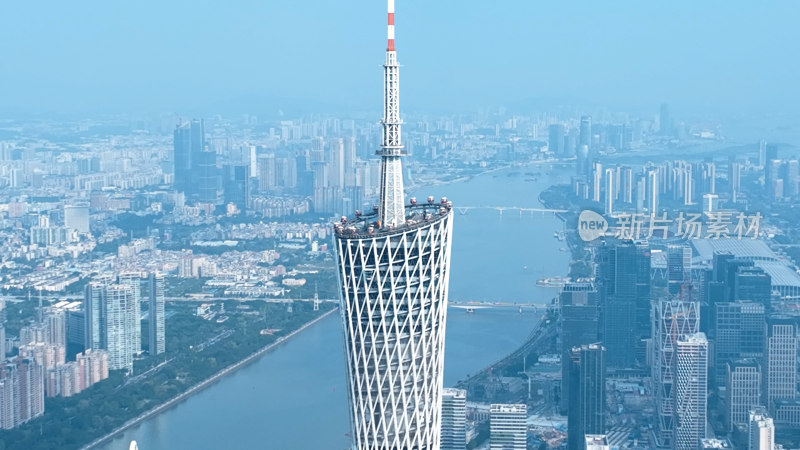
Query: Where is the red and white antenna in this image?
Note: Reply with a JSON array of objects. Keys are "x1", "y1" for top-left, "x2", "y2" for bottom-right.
[
  {"x1": 378, "y1": 0, "x2": 405, "y2": 226},
  {"x1": 387, "y1": 0, "x2": 395, "y2": 51}
]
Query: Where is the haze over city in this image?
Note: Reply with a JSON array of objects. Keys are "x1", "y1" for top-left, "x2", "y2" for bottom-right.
[
  {"x1": 0, "y1": 1, "x2": 799, "y2": 450},
  {"x1": 1, "y1": 1, "x2": 799, "y2": 116}
]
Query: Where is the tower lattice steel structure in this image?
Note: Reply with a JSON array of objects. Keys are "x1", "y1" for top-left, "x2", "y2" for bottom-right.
[{"x1": 334, "y1": 1, "x2": 454, "y2": 448}]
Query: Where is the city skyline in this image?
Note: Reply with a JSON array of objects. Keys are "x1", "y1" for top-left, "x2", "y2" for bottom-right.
[{"x1": 1, "y1": 1, "x2": 800, "y2": 449}]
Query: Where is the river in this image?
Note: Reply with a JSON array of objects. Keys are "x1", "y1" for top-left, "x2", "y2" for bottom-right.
[{"x1": 97, "y1": 164, "x2": 571, "y2": 450}]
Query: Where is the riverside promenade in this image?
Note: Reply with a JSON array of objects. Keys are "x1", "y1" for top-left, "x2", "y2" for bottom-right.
[{"x1": 82, "y1": 307, "x2": 339, "y2": 450}]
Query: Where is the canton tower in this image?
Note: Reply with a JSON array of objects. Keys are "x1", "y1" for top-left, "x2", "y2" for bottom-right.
[{"x1": 333, "y1": 1, "x2": 454, "y2": 448}]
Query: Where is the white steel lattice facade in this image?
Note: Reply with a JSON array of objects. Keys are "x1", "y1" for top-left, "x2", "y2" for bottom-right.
[
  {"x1": 334, "y1": 1, "x2": 455, "y2": 447},
  {"x1": 336, "y1": 210, "x2": 453, "y2": 449},
  {"x1": 652, "y1": 298, "x2": 699, "y2": 448}
]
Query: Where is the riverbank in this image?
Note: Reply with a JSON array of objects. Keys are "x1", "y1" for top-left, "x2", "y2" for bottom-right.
[{"x1": 81, "y1": 307, "x2": 339, "y2": 450}]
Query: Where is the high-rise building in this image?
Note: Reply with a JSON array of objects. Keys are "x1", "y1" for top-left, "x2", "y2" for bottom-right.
[
  {"x1": 559, "y1": 282, "x2": 599, "y2": 414},
  {"x1": 733, "y1": 267, "x2": 771, "y2": 306},
  {"x1": 667, "y1": 244, "x2": 692, "y2": 295},
  {"x1": 148, "y1": 273, "x2": 166, "y2": 356},
  {"x1": 597, "y1": 240, "x2": 651, "y2": 368},
  {"x1": 646, "y1": 169, "x2": 659, "y2": 215},
  {"x1": 118, "y1": 273, "x2": 142, "y2": 355},
  {"x1": 727, "y1": 359, "x2": 762, "y2": 432},
  {"x1": 619, "y1": 166, "x2": 634, "y2": 204},
  {"x1": 0, "y1": 358, "x2": 45, "y2": 430},
  {"x1": 173, "y1": 121, "x2": 194, "y2": 194},
  {"x1": 729, "y1": 161, "x2": 742, "y2": 202},
  {"x1": 653, "y1": 298, "x2": 700, "y2": 447},
  {"x1": 441, "y1": 388, "x2": 467, "y2": 450},
  {"x1": 327, "y1": 137, "x2": 345, "y2": 188},
  {"x1": 783, "y1": 159, "x2": 799, "y2": 198},
  {"x1": 195, "y1": 149, "x2": 219, "y2": 204},
  {"x1": 758, "y1": 140, "x2": 767, "y2": 168},
  {"x1": 579, "y1": 116, "x2": 592, "y2": 150},
  {"x1": 173, "y1": 119, "x2": 204, "y2": 195},
  {"x1": 257, "y1": 154, "x2": 277, "y2": 191},
  {"x1": 576, "y1": 145, "x2": 590, "y2": 177},
  {"x1": 567, "y1": 344, "x2": 605, "y2": 450},
  {"x1": 333, "y1": 3, "x2": 455, "y2": 448},
  {"x1": 489, "y1": 404, "x2": 527, "y2": 450},
  {"x1": 714, "y1": 301, "x2": 765, "y2": 387},
  {"x1": 748, "y1": 407, "x2": 775, "y2": 450},
  {"x1": 591, "y1": 162, "x2": 603, "y2": 203},
  {"x1": 105, "y1": 284, "x2": 136, "y2": 372},
  {"x1": 222, "y1": 163, "x2": 250, "y2": 211},
  {"x1": 766, "y1": 159, "x2": 782, "y2": 199},
  {"x1": 84, "y1": 281, "x2": 107, "y2": 351},
  {"x1": 604, "y1": 168, "x2": 615, "y2": 215},
  {"x1": 674, "y1": 332, "x2": 708, "y2": 450},
  {"x1": 549, "y1": 124, "x2": 565, "y2": 156},
  {"x1": 765, "y1": 317, "x2": 797, "y2": 406},
  {"x1": 765, "y1": 144, "x2": 779, "y2": 163},
  {"x1": 173, "y1": 119, "x2": 219, "y2": 203}
]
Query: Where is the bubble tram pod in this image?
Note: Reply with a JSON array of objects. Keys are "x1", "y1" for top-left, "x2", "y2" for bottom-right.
[{"x1": 333, "y1": 1, "x2": 454, "y2": 448}]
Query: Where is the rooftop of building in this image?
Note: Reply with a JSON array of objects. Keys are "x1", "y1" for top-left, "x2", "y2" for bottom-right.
[
  {"x1": 701, "y1": 438, "x2": 733, "y2": 449},
  {"x1": 692, "y1": 238, "x2": 777, "y2": 262},
  {"x1": 585, "y1": 434, "x2": 609, "y2": 445},
  {"x1": 333, "y1": 197, "x2": 452, "y2": 240},
  {"x1": 753, "y1": 260, "x2": 800, "y2": 289}
]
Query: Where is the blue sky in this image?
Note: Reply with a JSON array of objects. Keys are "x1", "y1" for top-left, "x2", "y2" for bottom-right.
[{"x1": 1, "y1": 1, "x2": 798, "y2": 116}]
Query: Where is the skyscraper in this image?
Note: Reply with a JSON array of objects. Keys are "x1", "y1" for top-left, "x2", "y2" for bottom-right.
[
  {"x1": 567, "y1": 344, "x2": 606, "y2": 450},
  {"x1": 441, "y1": 388, "x2": 467, "y2": 450},
  {"x1": 148, "y1": 272, "x2": 166, "y2": 356},
  {"x1": 597, "y1": 240, "x2": 651, "y2": 368},
  {"x1": 604, "y1": 168, "x2": 614, "y2": 215},
  {"x1": 0, "y1": 324, "x2": 5, "y2": 363},
  {"x1": 674, "y1": 332, "x2": 708, "y2": 450},
  {"x1": 579, "y1": 116, "x2": 592, "y2": 150},
  {"x1": 118, "y1": 273, "x2": 142, "y2": 356},
  {"x1": 84, "y1": 281, "x2": 107, "y2": 351},
  {"x1": 173, "y1": 119, "x2": 219, "y2": 203},
  {"x1": 646, "y1": 168, "x2": 659, "y2": 215},
  {"x1": 653, "y1": 298, "x2": 700, "y2": 447},
  {"x1": 173, "y1": 119, "x2": 205, "y2": 195},
  {"x1": 714, "y1": 301, "x2": 765, "y2": 387},
  {"x1": 559, "y1": 282, "x2": 599, "y2": 414},
  {"x1": 727, "y1": 359, "x2": 761, "y2": 432},
  {"x1": 666, "y1": 244, "x2": 692, "y2": 295},
  {"x1": 489, "y1": 404, "x2": 527, "y2": 450},
  {"x1": 222, "y1": 163, "x2": 250, "y2": 211},
  {"x1": 748, "y1": 408, "x2": 775, "y2": 450},
  {"x1": 333, "y1": 2, "x2": 455, "y2": 448},
  {"x1": 549, "y1": 124, "x2": 565, "y2": 156},
  {"x1": 765, "y1": 317, "x2": 797, "y2": 406},
  {"x1": 105, "y1": 284, "x2": 136, "y2": 372}
]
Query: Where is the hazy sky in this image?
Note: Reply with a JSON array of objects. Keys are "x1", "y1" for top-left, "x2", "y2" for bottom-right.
[{"x1": 1, "y1": 1, "x2": 798, "y2": 116}]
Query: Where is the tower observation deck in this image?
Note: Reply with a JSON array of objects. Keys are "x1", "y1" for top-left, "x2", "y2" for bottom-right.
[{"x1": 333, "y1": 1, "x2": 454, "y2": 448}]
